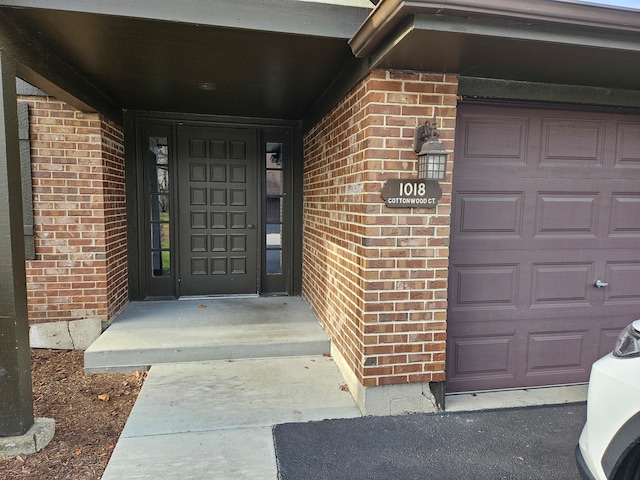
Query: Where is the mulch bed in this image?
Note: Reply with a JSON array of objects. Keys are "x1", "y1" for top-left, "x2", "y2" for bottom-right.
[{"x1": 0, "y1": 349, "x2": 145, "y2": 480}]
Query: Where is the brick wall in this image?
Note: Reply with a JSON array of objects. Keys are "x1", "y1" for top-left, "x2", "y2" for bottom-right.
[
  {"x1": 303, "y1": 70, "x2": 458, "y2": 388},
  {"x1": 19, "y1": 96, "x2": 128, "y2": 325},
  {"x1": 100, "y1": 118, "x2": 128, "y2": 321}
]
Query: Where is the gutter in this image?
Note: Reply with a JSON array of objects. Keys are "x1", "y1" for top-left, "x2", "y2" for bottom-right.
[{"x1": 349, "y1": 0, "x2": 640, "y2": 57}]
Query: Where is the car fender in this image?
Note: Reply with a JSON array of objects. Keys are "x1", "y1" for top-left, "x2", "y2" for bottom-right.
[{"x1": 602, "y1": 410, "x2": 640, "y2": 478}]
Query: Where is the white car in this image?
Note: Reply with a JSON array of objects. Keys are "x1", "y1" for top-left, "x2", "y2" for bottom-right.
[{"x1": 577, "y1": 319, "x2": 640, "y2": 480}]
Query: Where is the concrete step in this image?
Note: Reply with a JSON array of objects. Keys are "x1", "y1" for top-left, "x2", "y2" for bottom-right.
[{"x1": 84, "y1": 297, "x2": 330, "y2": 372}]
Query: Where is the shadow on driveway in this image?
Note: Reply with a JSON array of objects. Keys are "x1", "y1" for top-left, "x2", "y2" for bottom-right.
[{"x1": 274, "y1": 403, "x2": 585, "y2": 480}]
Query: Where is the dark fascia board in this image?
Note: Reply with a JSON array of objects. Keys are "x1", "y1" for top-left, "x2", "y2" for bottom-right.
[
  {"x1": 350, "y1": 0, "x2": 640, "y2": 58},
  {"x1": 368, "y1": 11, "x2": 640, "y2": 70},
  {"x1": 410, "y1": 13, "x2": 640, "y2": 53},
  {"x1": 0, "y1": 0, "x2": 374, "y2": 39},
  {"x1": 0, "y1": 12, "x2": 122, "y2": 124},
  {"x1": 459, "y1": 77, "x2": 640, "y2": 111}
]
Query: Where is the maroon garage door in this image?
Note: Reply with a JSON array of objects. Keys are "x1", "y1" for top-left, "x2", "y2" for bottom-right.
[{"x1": 446, "y1": 102, "x2": 640, "y2": 393}]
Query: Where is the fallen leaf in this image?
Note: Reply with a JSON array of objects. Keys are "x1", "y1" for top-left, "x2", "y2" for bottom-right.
[
  {"x1": 74, "y1": 450, "x2": 82, "y2": 455},
  {"x1": 199, "y1": 304, "x2": 206, "y2": 309},
  {"x1": 133, "y1": 371, "x2": 147, "y2": 383},
  {"x1": 97, "y1": 393, "x2": 110, "y2": 402}
]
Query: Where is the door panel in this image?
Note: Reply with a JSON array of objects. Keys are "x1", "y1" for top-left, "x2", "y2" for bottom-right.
[
  {"x1": 447, "y1": 104, "x2": 640, "y2": 392},
  {"x1": 178, "y1": 126, "x2": 258, "y2": 296}
]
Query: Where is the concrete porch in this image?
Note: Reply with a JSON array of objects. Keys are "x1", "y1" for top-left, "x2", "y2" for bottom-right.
[
  {"x1": 84, "y1": 296, "x2": 362, "y2": 479},
  {"x1": 85, "y1": 296, "x2": 331, "y2": 372}
]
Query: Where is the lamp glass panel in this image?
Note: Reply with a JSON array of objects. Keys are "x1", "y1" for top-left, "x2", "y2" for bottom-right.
[
  {"x1": 418, "y1": 154, "x2": 428, "y2": 179},
  {"x1": 426, "y1": 153, "x2": 447, "y2": 180}
]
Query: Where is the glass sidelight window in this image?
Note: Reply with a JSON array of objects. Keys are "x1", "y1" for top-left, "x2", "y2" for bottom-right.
[
  {"x1": 149, "y1": 136, "x2": 171, "y2": 277},
  {"x1": 262, "y1": 128, "x2": 292, "y2": 295},
  {"x1": 265, "y1": 142, "x2": 283, "y2": 275}
]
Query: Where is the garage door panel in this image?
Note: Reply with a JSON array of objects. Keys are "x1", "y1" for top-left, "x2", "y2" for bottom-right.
[
  {"x1": 452, "y1": 178, "x2": 609, "y2": 250},
  {"x1": 609, "y1": 193, "x2": 640, "y2": 237},
  {"x1": 540, "y1": 117, "x2": 606, "y2": 167},
  {"x1": 525, "y1": 330, "x2": 590, "y2": 375},
  {"x1": 456, "y1": 192, "x2": 524, "y2": 237},
  {"x1": 448, "y1": 102, "x2": 640, "y2": 392},
  {"x1": 451, "y1": 263, "x2": 519, "y2": 311},
  {"x1": 603, "y1": 262, "x2": 640, "y2": 306},
  {"x1": 450, "y1": 251, "x2": 600, "y2": 318},
  {"x1": 535, "y1": 192, "x2": 598, "y2": 237},
  {"x1": 615, "y1": 122, "x2": 640, "y2": 167},
  {"x1": 447, "y1": 333, "x2": 516, "y2": 380},
  {"x1": 458, "y1": 114, "x2": 528, "y2": 166},
  {"x1": 448, "y1": 320, "x2": 613, "y2": 391},
  {"x1": 530, "y1": 262, "x2": 593, "y2": 307}
]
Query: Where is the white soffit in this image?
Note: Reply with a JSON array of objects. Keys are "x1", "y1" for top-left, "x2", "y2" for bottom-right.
[{"x1": 573, "y1": 0, "x2": 640, "y2": 9}]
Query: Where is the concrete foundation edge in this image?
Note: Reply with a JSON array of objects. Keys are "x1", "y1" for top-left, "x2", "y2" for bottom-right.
[
  {"x1": 330, "y1": 344, "x2": 439, "y2": 416},
  {"x1": 0, "y1": 417, "x2": 55, "y2": 459},
  {"x1": 30, "y1": 318, "x2": 102, "y2": 350}
]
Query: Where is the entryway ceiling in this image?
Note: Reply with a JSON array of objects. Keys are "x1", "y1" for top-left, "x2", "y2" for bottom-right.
[
  {"x1": 0, "y1": 1, "x2": 373, "y2": 122},
  {"x1": 4, "y1": 0, "x2": 640, "y2": 126}
]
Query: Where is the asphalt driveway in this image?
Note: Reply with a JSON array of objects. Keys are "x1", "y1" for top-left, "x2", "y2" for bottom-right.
[{"x1": 274, "y1": 403, "x2": 585, "y2": 480}]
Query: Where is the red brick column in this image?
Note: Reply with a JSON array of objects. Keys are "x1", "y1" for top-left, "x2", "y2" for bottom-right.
[
  {"x1": 303, "y1": 70, "x2": 458, "y2": 413},
  {"x1": 19, "y1": 96, "x2": 127, "y2": 333}
]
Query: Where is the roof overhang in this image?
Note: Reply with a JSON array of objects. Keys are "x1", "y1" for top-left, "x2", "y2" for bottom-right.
[
  {"x1": 350, "y1": 0, "x2": 640, "y2": 92},
  {"x1": 4, "y1": 0, "x2": 640, "y2": 129},
  {"x1": 0, "y1": 0, "x2": 374, "y2": 124}
]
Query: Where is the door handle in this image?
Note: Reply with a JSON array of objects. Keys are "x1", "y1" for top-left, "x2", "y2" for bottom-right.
[
  {"x1": 595, "y1": 280, "x2": 608, "y2": 288},
  {"x1": 247, "y1": 224, "x2": 255, "y2": 229}
]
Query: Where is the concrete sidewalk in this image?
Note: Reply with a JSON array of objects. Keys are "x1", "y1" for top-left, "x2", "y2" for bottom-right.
[{"x1": 101, "y1": 356, "x2": 361, "y2": 479}]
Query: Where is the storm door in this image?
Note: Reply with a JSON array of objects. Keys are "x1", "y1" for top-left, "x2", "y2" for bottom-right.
[{"x1": 177, "y1": 126, "x2": 258, "y2": 296}]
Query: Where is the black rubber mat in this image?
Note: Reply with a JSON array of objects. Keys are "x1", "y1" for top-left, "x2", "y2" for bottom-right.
[{"x1": 273, "y1": 403, "x2": 586, "y2": 480}]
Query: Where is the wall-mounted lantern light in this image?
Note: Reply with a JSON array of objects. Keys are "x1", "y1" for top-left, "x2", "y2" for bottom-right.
[{"x1": 413, "y1": 118, "x2": 448, "y2": 181}]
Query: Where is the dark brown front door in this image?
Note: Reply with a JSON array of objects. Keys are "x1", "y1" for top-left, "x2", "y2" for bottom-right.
[
  {"x1": 447, "y1": 103, "x2": 640, "y2": 392},
  {"x1": 177, "y1": 126, "x2": 258, "y2": 296}
]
